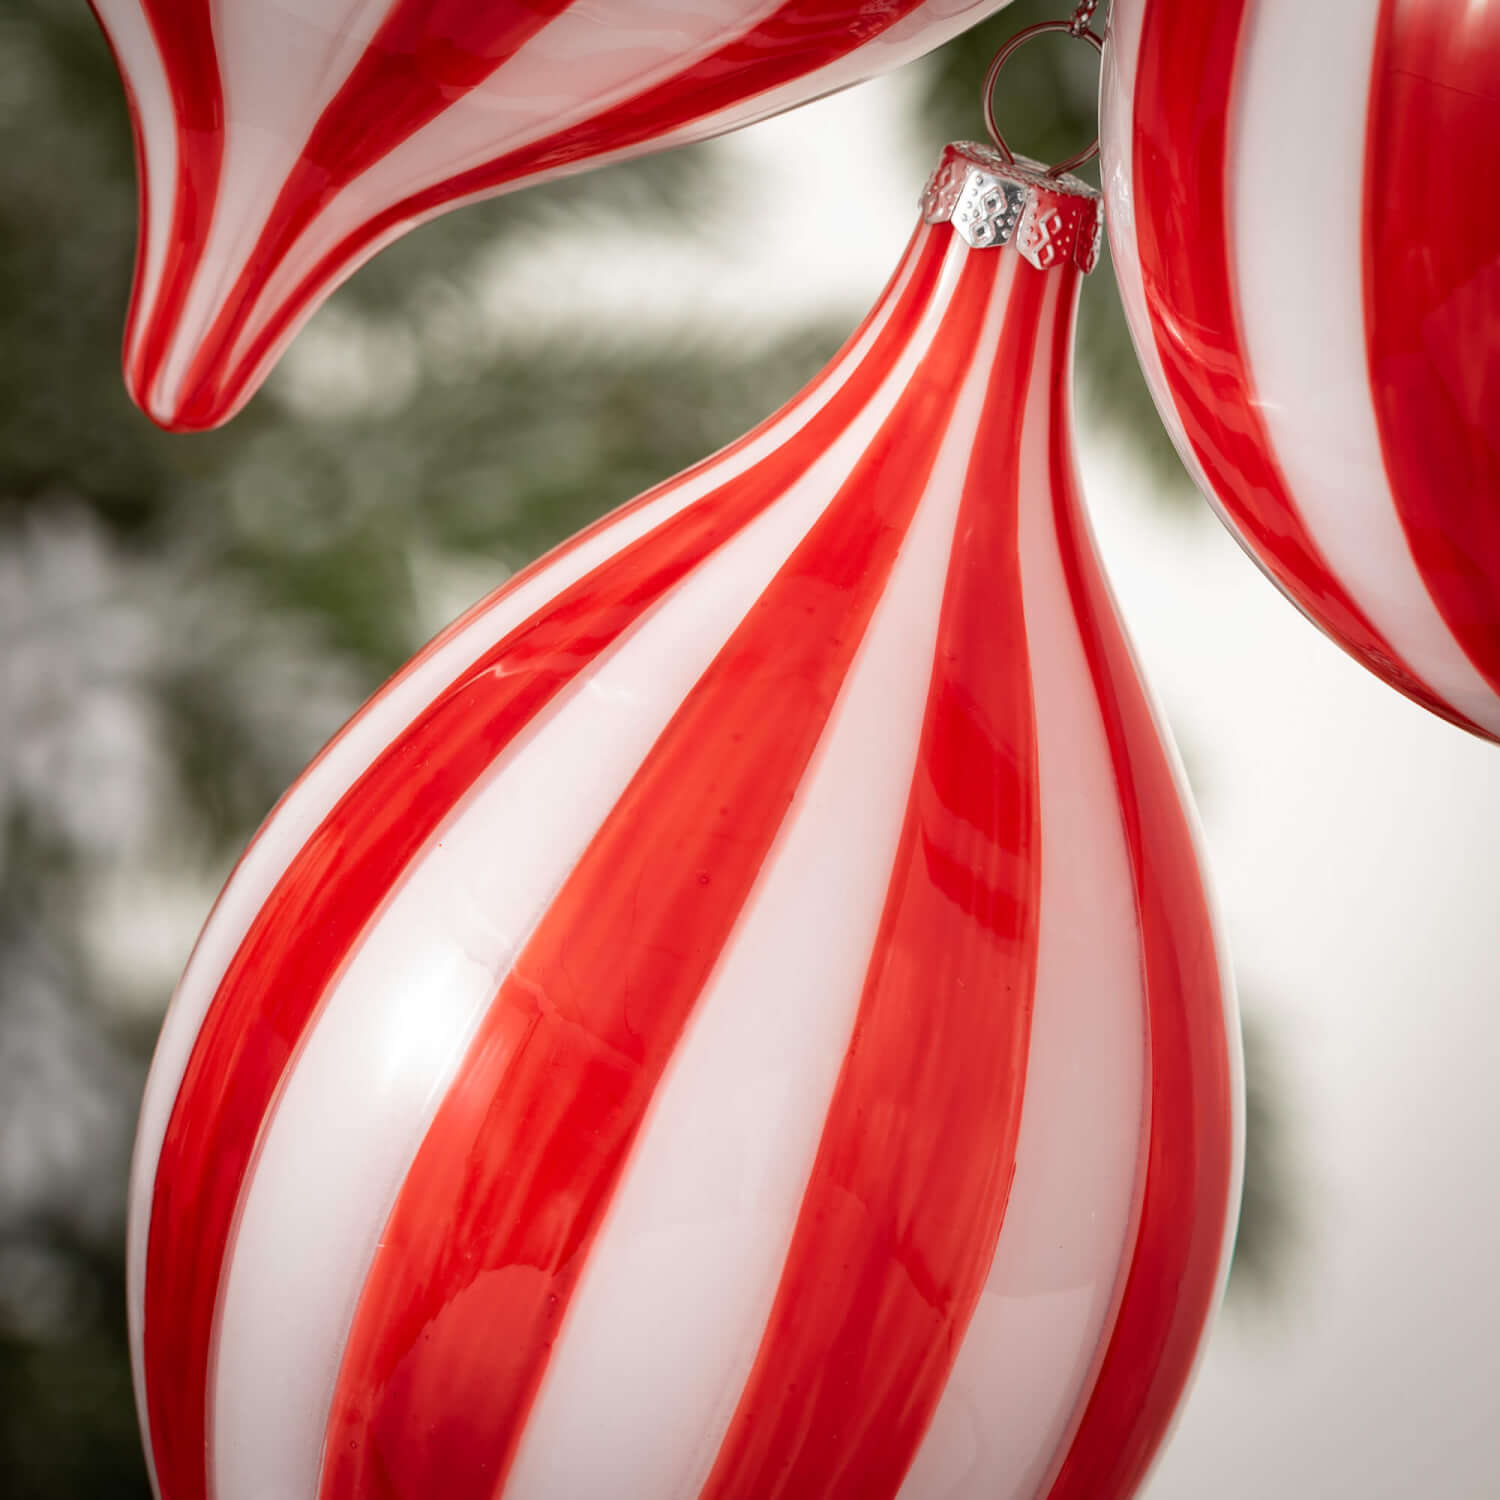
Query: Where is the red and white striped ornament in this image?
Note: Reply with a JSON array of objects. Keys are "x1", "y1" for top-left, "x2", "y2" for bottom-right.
[
  {"x1": 1102, "y1": 0, "x2": 1500, "y2": 742},
  {"x1": 87, "y1": 0, "x2": 1019, "y2": 433},
  {"x1": 129, "y1": 142, "x2": 1242, "y2": 1500}
]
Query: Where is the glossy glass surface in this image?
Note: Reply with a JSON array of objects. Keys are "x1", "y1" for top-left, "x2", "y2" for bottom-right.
[
  {"x1": 1102, "y1": 0, "x2": 1500, "y2": 743},
  {"x1": 129, "y1": 207, "x2": 1241, "y2": 1500},
  {"x1": 88, "y1": 0, "x2": 1016, "y2": 432}
]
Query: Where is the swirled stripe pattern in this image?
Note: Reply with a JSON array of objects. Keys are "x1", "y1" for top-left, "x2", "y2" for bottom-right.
[{"x1": 129, "y1": 216, "x2": 1241, "y2": 1500}]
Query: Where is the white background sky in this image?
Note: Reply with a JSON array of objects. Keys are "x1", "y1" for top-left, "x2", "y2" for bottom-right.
[{"x1": 697, "y1": 70, "x2": 1500, "y2": 1499}]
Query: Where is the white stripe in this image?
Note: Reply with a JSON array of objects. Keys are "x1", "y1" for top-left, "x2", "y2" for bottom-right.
[
  {"x1": 500, "y1": 239, "x2": 1002, "y2": 1500},
  {"x1": 209, "y1": 343, "x2": 890, "y2": 1500},
  {"x1": 91, "y1": 0, "x2": 180, "y2": 378},
  {"x1": 625, "y1": 0, "x2": 1008, "y2": 157},
  {"x1": 127, "y1": 230, "x2": 922, "y2": 1469},
  {"x1": 1098, "y1": 0, "x2": 1217, "y2": 505},
  {"x1": 898, "y1": 275, "x2": 1148, "y2": 1500},
  {"x1": 1230, "y1": 0, "x2": 1500, "y2": 735},
  {"x1": 148, "y1": 0, "x2": 392, "y2": 416},
  {"x1": 347, "y1": 0, "x2": 790, "y2": 198}
]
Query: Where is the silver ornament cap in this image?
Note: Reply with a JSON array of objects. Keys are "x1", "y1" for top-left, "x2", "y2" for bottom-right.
[{"x1": 921, "y1": 142, "x2": 1102, "y2": 273}]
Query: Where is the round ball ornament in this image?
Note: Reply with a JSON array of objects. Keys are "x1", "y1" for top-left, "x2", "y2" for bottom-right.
[
  {"x1": 127, "y1": 134, "x2": 1242, "y2": 1500},
  {"x1": 1102, "y1": 0, "x2": 1500, "y2": 742},
  {"x1": 88, "y1": 0, "x2": 1019, "y2": 433}
]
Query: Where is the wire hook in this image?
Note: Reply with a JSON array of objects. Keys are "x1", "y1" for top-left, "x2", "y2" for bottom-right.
[{"x1": 982, "y1": 17, "x2": 1104, "y2": 179}]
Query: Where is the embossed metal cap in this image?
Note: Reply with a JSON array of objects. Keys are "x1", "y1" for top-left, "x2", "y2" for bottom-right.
[{"x1": 921, "y1": 142, "x2": 1102, "y2": 273}]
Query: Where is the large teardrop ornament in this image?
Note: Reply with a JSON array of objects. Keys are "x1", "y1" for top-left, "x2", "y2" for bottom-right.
[{"x1": 129, "y1": 141, "x2": 1242, "y2": 1500}]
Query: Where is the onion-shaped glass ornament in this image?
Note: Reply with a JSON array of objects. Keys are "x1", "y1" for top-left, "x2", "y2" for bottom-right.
[
  {"x1": 88, "y1": 0, "x2": 1019, "y2": 431},
  {"x1": 129, "y1": 138, "x2": 1241, "y2": 1500},
  {"x1": 1102, "y1": 0, "x2": 1500, "y2": 742}
]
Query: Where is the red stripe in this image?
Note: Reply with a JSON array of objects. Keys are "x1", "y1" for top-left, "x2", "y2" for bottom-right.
[
  {"x1": 129, "y1": 0, "x2": 223, "y2": 413},
  {"x1": 170, "y1": 0, "x2": 928, "y2": 428},
  {"x1": 697, "y1": 251, "x2": 1045, "y2": 1500},
  {"x1": 1129, "y1": 0, "x2": 1480, "y2": 733},
  {"x1": 1041, "y1": 277, "x2": 1237, "y2": 1499},
  {"x1": 141, "y1": 226, "x2": 948, "y2": 1500},
  {"x1": 1364, "y1": 0, "x2": 1500, "y2": 704},
  {"x1": 315, "y1": 233, "x2": 979, "y2": 1500}
]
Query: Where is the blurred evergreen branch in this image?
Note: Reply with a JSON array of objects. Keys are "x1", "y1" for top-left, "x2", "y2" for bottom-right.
[
  {"x1": 1229, "y1": 1010, "x2": 1302, "y2": 1303},
  {"x1": 1, "y1": 1242, "x2": 150, "y2": 1500}
]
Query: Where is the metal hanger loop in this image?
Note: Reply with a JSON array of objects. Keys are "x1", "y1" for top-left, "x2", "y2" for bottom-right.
[{"x1": 982, "y1": 17, "x2": 1104, "y2": 180}]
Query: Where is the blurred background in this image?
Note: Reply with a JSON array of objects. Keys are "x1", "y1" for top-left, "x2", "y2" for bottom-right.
[{"x1": 2, "y1": 2, "x2": 1498, "y2": 1495}]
